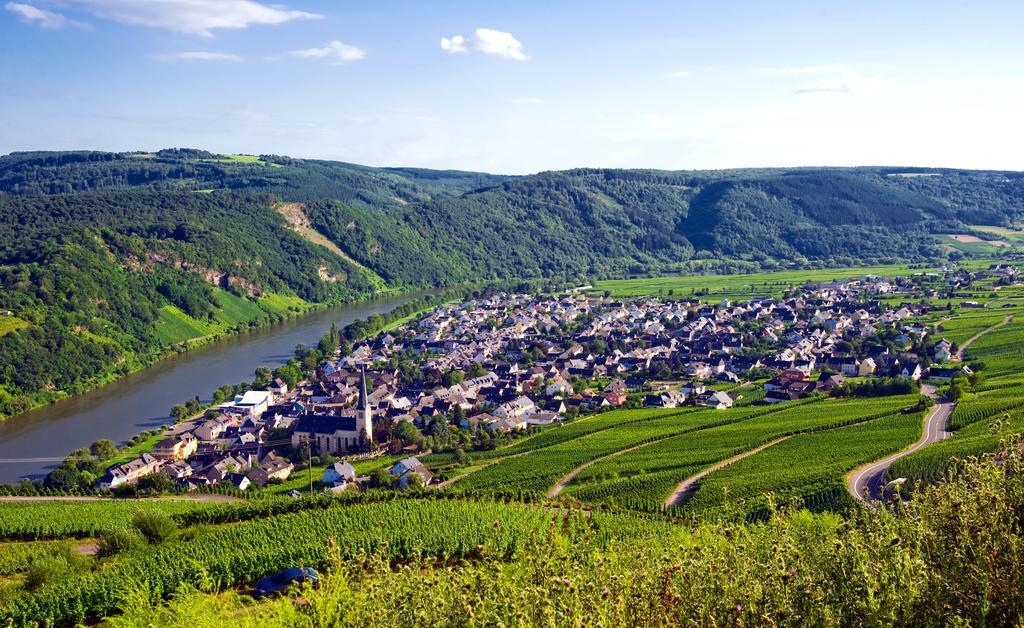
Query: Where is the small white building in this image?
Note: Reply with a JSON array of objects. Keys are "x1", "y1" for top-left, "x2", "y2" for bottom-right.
[
  {"x1": 322, "y1": 461, "x2": 356, "y2": 486},
  {"x1": 390, "y1": 457, "x2": 433, "y2": 488},
  {"x1": 701, "y1": 391, "x2": 734, "y2": 410},
  {"x1": 231, "y1": 390, "x2": 273, "y2": 418}
]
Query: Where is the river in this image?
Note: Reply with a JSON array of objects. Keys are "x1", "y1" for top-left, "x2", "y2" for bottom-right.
[{"x1": 0, "y1": 293, "x2": 418, "y2": 483}]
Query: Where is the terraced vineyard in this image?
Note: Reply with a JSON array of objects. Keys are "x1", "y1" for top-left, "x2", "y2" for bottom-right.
[
  {"x1": 889, "y1": 404, "x2": 1024, "y2": 485},
  {"x1": 0, "y1": 499, "x2": 215, "y2": 540},
  {"x1": 934, "y1": 310, "x2": 1014, "y2": 346},
  {"x1": 451, "y1": 395, "x2": 925, "y2": 516},
  {"x1": 454, "y1": 408, "x2": 732, "y2": 493},
  {"x1": 958, "y1": 316, "x2": 1024, "y2": 376},
  {"x1": 466, "y1": 407, "x2": 687, "y2": 461},
  {"x1": 890, "y1": 371, "x2": 1024, "y2": 486},
  {"x1": 945, "y1": 388, "x2": 1024, "y2": 431},
  {"x1": 682, "y1": 409, "x2": 924, "y2": 518},
  {"x1": 0, "y1": 540, "x2": 77, "y2": 576},
  {"x1": 566, "y1": 396, "x2": 919, "y2": 512}
]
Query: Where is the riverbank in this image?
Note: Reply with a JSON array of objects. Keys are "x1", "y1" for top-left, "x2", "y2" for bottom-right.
[
  {"x1": 0, "y1": 287, "x2": 416, "y2": 426},
  {"x1": 0, "y1": 292, "x2": 429, "y2": 483}
]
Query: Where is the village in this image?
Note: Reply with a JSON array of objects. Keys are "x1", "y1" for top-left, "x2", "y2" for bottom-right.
[{"x1": 97, "y1": 264, "x2": 1019, "y2": 494}]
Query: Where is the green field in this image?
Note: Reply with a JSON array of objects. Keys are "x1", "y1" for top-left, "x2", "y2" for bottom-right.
[
  {"x1": 203, "y1": 153, "x2": 283, "y2": 168},
  {"x1": 212, "y1": 290, "x2": 268, "y2": 325},
  {"x1": 593, "y1": 263, "x2": 943, "y2": 301},
  {"x1": 942, "y1": 235, "x2": 1006, "y2": 255},
  {"x1": 153, "y1": 306, "x2": 215, "y2": 345},
  {"x1": 257, "y1": 293, "x2": 308, "y2": 314},
  {"x1": 153, "y1": 289, "x2": 310, "y2": 345},
  {"x1": 963, "y1": 225, "x2": 1024, "y2": 245}
]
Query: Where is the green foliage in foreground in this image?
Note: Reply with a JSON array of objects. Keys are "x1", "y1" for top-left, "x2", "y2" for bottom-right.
[
  {"x1": 4, "y1": 499, "x2": 636, "y2": 625},
  {"x1": 48, "y1": 442, "x2": 1024, "y2": 628},
  {"x1": 0, "y1": 540, "x2": 77, "y2": 576}
]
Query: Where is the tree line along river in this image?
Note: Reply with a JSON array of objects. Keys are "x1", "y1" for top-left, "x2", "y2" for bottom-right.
[{"x1": 0, "y1": 294, "x2": 418, "y2": 483}]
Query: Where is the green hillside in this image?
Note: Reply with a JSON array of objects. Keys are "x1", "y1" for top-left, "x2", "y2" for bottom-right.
[{"x1": 1, "y1": 149, "x2": 1023, "y2": 420}]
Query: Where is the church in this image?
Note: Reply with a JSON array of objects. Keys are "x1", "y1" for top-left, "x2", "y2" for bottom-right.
[{"x1": 291, "y1": 367, "x2": 373, "y2": 455}]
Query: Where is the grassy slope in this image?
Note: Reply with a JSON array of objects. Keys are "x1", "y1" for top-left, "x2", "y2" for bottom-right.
[
  {"x1": 593, "y1": 262, "x2": 928, "y2": 300},
  {"x1": 0, "y1": 316, "x2": 29, "y2": 337},
  {"x1": 151, "y1": 288, "x2": 311, "y2": 346}
]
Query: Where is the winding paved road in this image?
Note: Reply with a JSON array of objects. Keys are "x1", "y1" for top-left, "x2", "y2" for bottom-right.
[{"x1": 847, "y1": 384, "x2": 952, "y2": 503}]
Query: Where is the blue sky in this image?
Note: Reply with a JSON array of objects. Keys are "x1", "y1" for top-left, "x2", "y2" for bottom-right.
[{"x1": 1, "y1": 0, "x2": 1022, "y2": 173}]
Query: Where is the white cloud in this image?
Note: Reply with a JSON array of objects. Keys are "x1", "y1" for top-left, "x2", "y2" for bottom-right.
[
  {"x1": 158, "y1": 51, "x2": 242, "y2": 62},
  {"x1": 475, "y1": 28, "x2": 529, "y2": 61},
  {"x1": 440, "y1": 34, "x2": 467, "y2": 53},
  {"x1": 665, "y1": 70, "x2": 691, "y2": 79},
  {"x1": 766, "y1": 64, "x2": 893, "y2": 95},
  {"x1": 4, "y1": 2, "x2": 87, "y2": 29},
  {"x1": 440, "y1": 28, "x2": 529, "y2": 61},
  {"x1": 290, "y1": 40, "x2": 366, "y2": 64},
  {"x1": 59, "y1": 0, "x2": 320, "y2": 36}
]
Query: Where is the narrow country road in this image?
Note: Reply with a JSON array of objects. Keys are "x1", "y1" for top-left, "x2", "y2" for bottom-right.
[
  {"x1": 954, "y1": 315, "x2": 1012, "y2": 360},
  {"x1": 547, "y1": 439, "x2": 665, "y2": 498},
  {"x1": 847, "y1": 384, "x2": 952, "y2": 503},
  {"x1": 663, "y1": 436, "x2": 792, "y2": 509}
]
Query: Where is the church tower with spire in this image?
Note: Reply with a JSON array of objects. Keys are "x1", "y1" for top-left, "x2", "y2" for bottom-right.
[{"x1": 357, "y1": 365, "x2": 373, "y2": 447}]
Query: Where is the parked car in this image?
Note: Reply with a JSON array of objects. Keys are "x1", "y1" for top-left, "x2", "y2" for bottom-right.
[{"x1": 254, "y1": 567, "x2": 319, "y2": 596}]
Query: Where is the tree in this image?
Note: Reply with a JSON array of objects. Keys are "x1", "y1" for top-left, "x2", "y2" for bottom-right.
[
  {"x1": 89, "y1": 439, "x2": 117, "y2": 461},
  {"x1": 394, "y1": 421, "x2": 424, "y2": 449},
  {"x1": 136, "y1": 472, "x2": 175, "y2": 494},
  {"x1": 443, "y1": 369, "x2": 465, "y2": 387},
  {"x1": 44, "y1": 467, "x2": 82, "y2": 491},
  {"x1": 403, "y1": 471, "x2": 424, "y2": 490},
  {"x1": 948, "y1": 378, "x2": 966, "y2": 401},
  {"x1": 170, "y1": 404, "x2": 189, "y2": 421},
  {"x1": 132, "y1": 510, "x2": 178, "y2": 544},
  {"x1": 253, "y1": 366, "x2": 272, "y2": 388},
  {"x1": 98, "y1": 528, "x2": 143, "y2": 557},
  {"x1": 368, "y1": 468, "x2": 393, "y2": 489},
  {"x1": 273, "y1": 361, "x2": 303, "y2": 388}
]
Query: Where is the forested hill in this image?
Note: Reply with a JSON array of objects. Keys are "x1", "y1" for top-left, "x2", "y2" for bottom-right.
[{"x1": 0, "y1": 148, "x2": 1023, "y2": 419}]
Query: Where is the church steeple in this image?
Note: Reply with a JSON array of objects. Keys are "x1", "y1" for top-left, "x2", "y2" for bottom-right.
[{"x1": 358, "y1": 366, "x2": 372, "y2": 445}]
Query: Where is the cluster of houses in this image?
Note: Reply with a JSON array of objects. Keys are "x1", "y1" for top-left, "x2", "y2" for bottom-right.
[
  {"x1": 98, "y1": 265, "x2": 1015, "y2": 493},
  {"x1": 98, "y1": 368, "x2": 430, "y2": 492}
]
